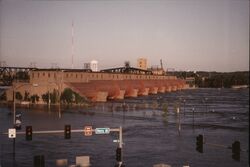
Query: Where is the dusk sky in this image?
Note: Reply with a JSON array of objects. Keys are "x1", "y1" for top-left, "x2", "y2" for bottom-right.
[{"x1": 0, "y1": 0, "x2": 249, "y2": 72}]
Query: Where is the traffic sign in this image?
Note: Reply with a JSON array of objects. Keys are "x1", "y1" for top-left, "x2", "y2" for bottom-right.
[
  {"x1": 84, "y1": 126, "x2": 92, "y2": 136},
  {"x1": 8, "y1": 128, "x2": 16, "y2": 138},
  {"x1": 95, "y1": 128, "x2": 110, "y2": 134}
]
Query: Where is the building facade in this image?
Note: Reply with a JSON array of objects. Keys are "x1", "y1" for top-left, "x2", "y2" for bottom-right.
[
  {"x1": 90, "y1": 60, "x2": 98, "y2": 72},
  {"x1": 5, "y1": 69, "x2": 185, "y2": 103},
  {"x1": 137, "y1": 58, "x2": 147, "y2": 70}
]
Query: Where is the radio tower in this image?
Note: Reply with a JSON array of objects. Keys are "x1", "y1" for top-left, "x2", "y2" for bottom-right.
[{"x1": 71, "y1": 20, "x2": 74, "y2": 69}]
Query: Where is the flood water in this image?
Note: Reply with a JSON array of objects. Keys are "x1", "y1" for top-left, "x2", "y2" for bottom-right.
[{"x1": 0, "y1": 88, "x2": 249, "y2": 167}]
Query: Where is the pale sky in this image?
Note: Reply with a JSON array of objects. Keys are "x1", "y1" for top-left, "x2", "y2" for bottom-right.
[{"x1": 0, "y1": 0, "x2": 249, "y2": 72}]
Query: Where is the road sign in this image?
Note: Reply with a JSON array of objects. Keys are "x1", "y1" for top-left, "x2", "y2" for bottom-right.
[
  {"x1": 113, "y1": 140, "x2": 120, "y2": 143},
  {"x1": 95, "y1": 128, "x2": 110, "y2": 134},
  {"x1": 84, "y1": 126, "x2": 92, "y2": 136},
  {"x1": 8, "y1": 128, "x2": 16, "y2": 138}
]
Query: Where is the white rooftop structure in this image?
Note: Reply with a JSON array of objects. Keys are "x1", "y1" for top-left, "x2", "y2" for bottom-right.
[{"x1": 90, "y1": 60, "x2": 98, "y2": 72}]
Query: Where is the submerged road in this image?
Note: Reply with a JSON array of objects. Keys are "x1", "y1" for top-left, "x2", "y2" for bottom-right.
[{"x1": 0, "y1": 88, "x2": 249, "y2": 167}]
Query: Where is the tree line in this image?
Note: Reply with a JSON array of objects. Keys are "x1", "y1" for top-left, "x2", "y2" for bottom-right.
[
  {"x1": 169, "y1": 71, "x2": 249, "y2": 88},
  {"x1": 0, "y1": 88, "x2": 89, "y2": 105}
]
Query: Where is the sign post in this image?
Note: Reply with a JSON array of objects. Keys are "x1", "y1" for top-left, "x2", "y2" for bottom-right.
[
  {"x1": 8, "y1": 128, "x2": 16, "y2": 138},
  {"x1": 4, "y1": 125, "x2": 124, "y2": 166}
]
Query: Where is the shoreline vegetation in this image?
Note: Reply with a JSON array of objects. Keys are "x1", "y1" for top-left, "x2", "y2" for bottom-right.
[
  {"x1": 169, "y1": 71, "x2": 249, "y2": 88},
  {"x1": 0, "y1": 71, "x2": 249, "y2": 108},
  {"x1": 0, "y1": 87, "x2": 248, "y2": 111}
]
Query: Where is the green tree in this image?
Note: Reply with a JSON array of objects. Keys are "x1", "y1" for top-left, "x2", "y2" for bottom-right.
[
  {"x1": 42, "y1": 92, "x2": 49, "y2": 103},
  {"x1": 0, "y1": 92, "x2": 7, "y2": 101},
  {"x1": 24, "y1": 91, "x2": 30, "y2": 101},
  {"x1": 60, "y1": 88, "x2": 87, "y2": 104},
  {"x1": 74, "y1": 91, "x2": 89, "y2": 104},
  {"x1": 61, "y1": 88, "x2": 74, "y2": 104},
  {"x1": 30, "y1": 94, "x2": 39, "y2": 104},
  {"x1": 15, "y1": 92, "x2": 23, "y2": 101},
  {"x1": 35, "y1": 95, "x2": 39, "y2": 102},
  {"x1": 51, "y1": 89, "x2": 58, "y2": 104},
  {"x1": 162, "y1": 103, "x2": 168, "y2": 113},
  {"x1": 42, "y1": 90, "x2": 58, "y2": 104}
]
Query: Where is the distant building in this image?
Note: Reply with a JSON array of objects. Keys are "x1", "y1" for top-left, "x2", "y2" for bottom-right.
[
  {"x1": 90, "y1": 60, "x2": 98, "y2": 72},
  {"x1": 83, "y1": 63, "x2": 91, "y2": 70},
  {"x1": 83, "y1": 60, "x2": 98, "y2": 72},
  {"x1": 150, "y1": 66, "x2": 165, "y2": 75},
  {"x1": 185, "y1": 77, "x2": 195, "y2": 88},
  {"x1": 137, "y1": 58, "x2": 147, "y2": 70}
]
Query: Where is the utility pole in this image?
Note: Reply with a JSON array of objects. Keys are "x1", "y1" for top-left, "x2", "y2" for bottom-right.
[
  {"x1": 58, "y1": 70, "x2": 64, "y2": 118},
  {"x1": 48, "y1": 85, "x2": 51, "y2": 111},
  {"x1": 13, "y1": 84, "x2": 16, "y2": 125},
  {"x1": 115, "y1": 126, "x2": 123, "y2": 167},
  {"x1": 119, "y1": 126, "x2": 123, "y2": 149},
  {"x1": 71, "y1": 20, "x2": 74, "y2": 69},
  {"x1": 12, "y1": 84, "x2": 16, "y2": 162}
]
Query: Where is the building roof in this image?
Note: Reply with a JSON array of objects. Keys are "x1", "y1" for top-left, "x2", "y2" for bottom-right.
[{"x1": 100, "y1": 66, "x2": 152, "y2": 75}]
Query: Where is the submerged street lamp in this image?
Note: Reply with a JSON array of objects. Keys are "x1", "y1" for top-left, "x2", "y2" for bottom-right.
[
  {"x1": 12, "y1": 82, "x2": 37, "y2": 160},
  {"x1": 13, "y1": 83, "x2": 38, "y2": 128},
  {"x1": 33, "y1": 82, "x2": 61, "y2": 117},
  {"x1": 183, "y1": 99, "x2": 186, "y2": 116}
]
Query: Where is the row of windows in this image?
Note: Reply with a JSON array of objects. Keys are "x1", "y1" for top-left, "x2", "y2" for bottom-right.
[
  {"x1": 32, "y1": 72, "x2": 57, "y2": 79},
  {"x1": 31, "y1": 72, "x2": 168, "y2": 80},
  {"x1": 66, "y1": 73, "x2": 85, "y2": 79}
]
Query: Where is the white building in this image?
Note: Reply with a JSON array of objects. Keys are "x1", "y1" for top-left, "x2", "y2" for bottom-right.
[{"x1": 90, "y1": 60, "x2": 98, "y2": 72}]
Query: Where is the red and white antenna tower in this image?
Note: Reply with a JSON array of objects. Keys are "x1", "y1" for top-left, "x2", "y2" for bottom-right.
[{"x1": 71, "y1": 20, "x2": 74, "y2": 69}]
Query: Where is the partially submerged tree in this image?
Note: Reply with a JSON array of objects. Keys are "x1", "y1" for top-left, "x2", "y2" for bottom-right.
[{"x1": 60, "y1": 88, "x2": 88, "y2": 105}]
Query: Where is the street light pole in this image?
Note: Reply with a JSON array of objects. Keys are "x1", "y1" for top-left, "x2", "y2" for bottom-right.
[
  {"x1": 48, "y1": 90, "x2": 51, "y2": 111},
  {"x1": 119, "y1": 126, "x2": 123, "y2": 149},
  {"x1": 202, "y1": 98, "x2": 208, "y2": 136},
  {"x1": 205, "y1": 98, "x2": 208, "y2": 113},
  {"x1": 183, "y1": 99, "x2": 186, "y2": 116},
  {"x1": 47, "y1": 84, "x2": 51, "y2": 111},
  {"x1": 13, "y1": 85, "x2": 16, "y2": 125},
  {"x1": 57, "y1": 70, "x2": 63, "y2": 118},
  {"x1": 12, "y1": 84, "x2": 16, "y2": 162},
  {"x1": 118, "y1": 126, "x2": 123, "y2": 167},
  {"x1": 12, "y1": 82, "x2": 34, "y2": 163},
  {"x1": 13, "y1": 83, "x2": 38, "y2": 125}
]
